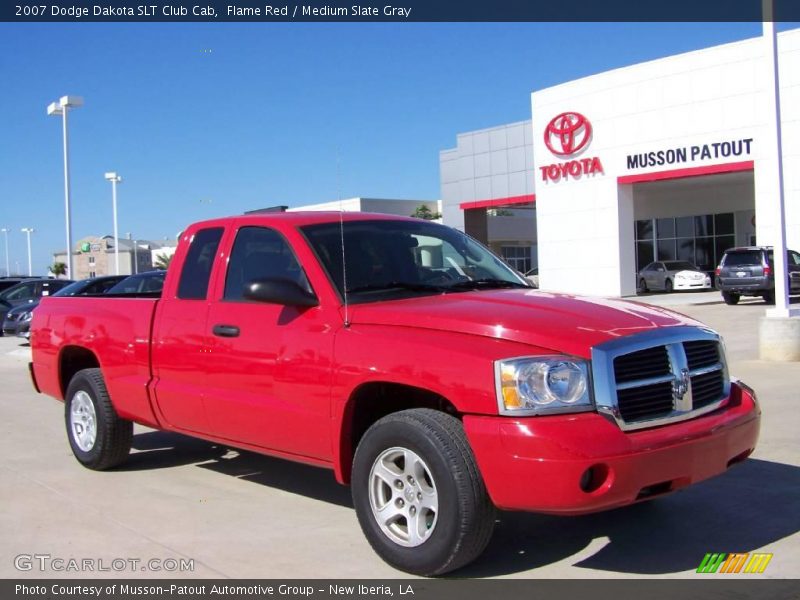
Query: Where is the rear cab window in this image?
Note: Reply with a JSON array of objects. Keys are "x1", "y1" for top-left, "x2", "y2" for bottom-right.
[{"x1": 177, "y1": 228, "x2": 224, "y2": 300}]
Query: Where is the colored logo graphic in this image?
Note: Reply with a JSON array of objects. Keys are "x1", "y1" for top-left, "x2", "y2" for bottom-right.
[
  {"x1": 544, "y1": 112, "x2": 592, "y2": 157},
  {"x1": 696, "y1": 552, "x2": 773, "y2": 574}
]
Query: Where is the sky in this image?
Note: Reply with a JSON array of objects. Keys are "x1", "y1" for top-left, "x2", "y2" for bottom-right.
[{"x1": 0, "y1": 21, "x2": 791, "y2": 275}]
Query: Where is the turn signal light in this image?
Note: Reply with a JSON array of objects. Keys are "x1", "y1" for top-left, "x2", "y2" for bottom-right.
[
  {"x1": 764, "y1": 265, "x2": 772, "y2": 277},
  {"x1": 715, "y1": 266, "x2": 721, "y2": 276}
]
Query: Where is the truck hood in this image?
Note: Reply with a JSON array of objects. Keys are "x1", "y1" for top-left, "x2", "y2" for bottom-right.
[{"x1": 348, "y1": 289, "x2": 705, "y2": 358}]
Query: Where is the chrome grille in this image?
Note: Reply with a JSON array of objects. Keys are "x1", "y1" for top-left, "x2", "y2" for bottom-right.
[
  {"x1": 613, "y1": 346, "x2": 670, "y2": 383},
  {"x1": 616, "y1": 381, "x2": 673, "y2": 421},
  {"x1": 683, "y1": 340, "x2": 719, "y2": 370},
  {"x1": 691, "y1": 370, "x2": 725, "y2": 408},
  {"x1": 593, "y1": 326, "x2": 730, "y2": 431}
]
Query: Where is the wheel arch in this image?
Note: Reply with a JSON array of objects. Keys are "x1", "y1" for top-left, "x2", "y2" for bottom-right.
[
  {"x1": 335, "y1": 381, "x2": 459, "y2": 485},
  {"x1": 59, "y1": 346, "x2": 101, "y2": 399}
]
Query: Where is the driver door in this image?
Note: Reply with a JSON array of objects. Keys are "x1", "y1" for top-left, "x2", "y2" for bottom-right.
[{"x1": 202, "y1": 225, "x2": 334, "y2": 460}]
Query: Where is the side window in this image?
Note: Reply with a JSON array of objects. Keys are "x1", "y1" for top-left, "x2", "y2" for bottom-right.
[
  {"x1": 789, "y1": 251, "x2": 800, "y2": 266},
  {"x1": 224, "y1": 226, "x2": 310, "y2": 301},
  {"x1": 177, "y1": 228, "x2": 224, "y2": 300},
  {"x1": 5, "y1": 283, "x2": 36, "y2": 302}
]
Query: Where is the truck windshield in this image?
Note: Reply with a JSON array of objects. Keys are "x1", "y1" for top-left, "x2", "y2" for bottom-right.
[{"x1": 300, "y1": 219, "x2": 529, "y2": 303}]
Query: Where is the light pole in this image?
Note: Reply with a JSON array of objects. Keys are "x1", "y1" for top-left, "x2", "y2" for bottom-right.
[
  {"x1": 0, "y1": 228, "x2": 9, "y2": 276},
  {"x1": 104, "y1": 172, "x2": 123, "y2": 274},
  {"x1": 47, "y1": 95, "x2": 83, "y2": 279},
  {"x1": 127, "y1": 233, "x2": 139, "y2": 274},
  {"x1": 21, "y1": 228, "x2": 34, "y2": 276}
]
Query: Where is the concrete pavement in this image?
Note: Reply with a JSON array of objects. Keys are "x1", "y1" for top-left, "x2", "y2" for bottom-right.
[{"x1": 1, "y1": 297, "x2": 798, "y2": 579}]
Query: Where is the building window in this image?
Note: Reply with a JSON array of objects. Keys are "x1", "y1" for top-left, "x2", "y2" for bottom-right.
[
  {"x1": 89, "y1": 271, "x2": 96, "y2": 278},
  {"x1": 500, "y1": 246, "x2": 533, "y2": 274},
  {"x1": 635, "y1": 212, "x2": 736, "y2": 275},
  {"x1": 88, "y1": 256, "x2": 95, "y2": 265}
]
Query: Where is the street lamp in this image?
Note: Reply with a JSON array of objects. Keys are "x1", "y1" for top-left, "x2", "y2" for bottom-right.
[
  {"x1": 0, "y1": 228, "x2": 9, "y2": 276},
  {"x1": 47, "y1": 95, "x2": 83, "y2": 279},
  {"x1": 21, "y1": 228, "x2": 34, "y2": 276},
  {"x1": 104, "y1": 172, "x2": 123, "y2": 274}
]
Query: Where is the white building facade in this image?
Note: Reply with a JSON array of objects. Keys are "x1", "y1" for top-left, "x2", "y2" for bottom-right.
[{"x1": 442, "y1": 29, "x2": 800, "y2": 296}]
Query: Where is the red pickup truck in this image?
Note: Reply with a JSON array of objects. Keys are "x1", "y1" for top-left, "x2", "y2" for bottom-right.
[{"x1": 30, "y1": 212, "x2": 760, "y2": 576}]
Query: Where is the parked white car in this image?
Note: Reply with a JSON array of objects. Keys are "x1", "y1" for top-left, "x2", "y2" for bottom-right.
[{"x1": 638, "y1": 261, "x2": 712, "y2": 293}]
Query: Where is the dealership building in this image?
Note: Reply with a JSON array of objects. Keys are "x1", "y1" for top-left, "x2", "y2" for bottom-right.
[{"x1": 441, "y1": 28, "x2": 800, "y2": 297}]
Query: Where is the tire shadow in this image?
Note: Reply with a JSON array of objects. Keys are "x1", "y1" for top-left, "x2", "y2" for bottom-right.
[{"x1": 119, "y1": 431, "x2": 800, "y2": 577}]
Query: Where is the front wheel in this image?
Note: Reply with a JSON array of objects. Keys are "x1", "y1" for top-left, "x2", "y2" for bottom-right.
[
  {"x1": 65, "y1": 368, "x2": 132, "y2": 470},
  {"x1": 352, "y1": 409, "x2": 495, "y2": 576},
  {"x1": 638, "y1": 278, "x2": 648, "y2": 293},
  {"x1": 664, "y1": 279, "x2": 673, "y2": 293}
]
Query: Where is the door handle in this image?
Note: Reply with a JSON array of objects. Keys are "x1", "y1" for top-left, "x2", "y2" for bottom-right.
[{"x1": 212, "y1": 324, "x2": 240, "y2": 338}]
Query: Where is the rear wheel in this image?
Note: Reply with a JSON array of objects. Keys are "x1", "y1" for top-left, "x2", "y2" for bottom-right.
[
  {"x1": 763, "y1": 291, "x2": 775, "y2": 304},
  {"x1": 638, "y1": 278, "x2": 648, "y2": 293},
  {"x1": 665, "y1": 279, "x2": 673, "y2": 293},
  {"x1": 352, "y1": 409, "x2": 495, "y2": 576},
  {"x1": 722, "y1": 291, "x2": 740, "y2": 305},
  {"x1": 65, "y1": 368, "x2": 132, "y2": 470}
]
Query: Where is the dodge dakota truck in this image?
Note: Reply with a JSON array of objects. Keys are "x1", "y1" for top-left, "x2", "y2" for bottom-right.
[{"x1": 30, "y1": 212, "x2": 760, "y2": 576}]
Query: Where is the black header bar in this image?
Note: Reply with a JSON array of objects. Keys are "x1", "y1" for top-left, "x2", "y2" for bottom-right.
[{"x1": 4, "y1": 0, "x2": 800, "y2": 22}]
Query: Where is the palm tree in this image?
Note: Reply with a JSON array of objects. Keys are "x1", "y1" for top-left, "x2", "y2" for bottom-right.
[
  {"x1": 51, "y1": 262, "x2": 67, "y2": 278},
  {"x1": 411, "y1": 204, "x2": 442, "y2": 220},
  {"x1": 154, "y1": 254, "x2": 173, "y2": 270}
]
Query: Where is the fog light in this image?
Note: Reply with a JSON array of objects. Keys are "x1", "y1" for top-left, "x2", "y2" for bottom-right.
[{"x1": 579, "y1": 464, "x2": 609, "y2": 493}]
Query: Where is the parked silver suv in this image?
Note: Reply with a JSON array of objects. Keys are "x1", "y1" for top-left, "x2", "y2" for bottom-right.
[{"x1": 716, "y1": 246, "x2": 800, "y2": 305}]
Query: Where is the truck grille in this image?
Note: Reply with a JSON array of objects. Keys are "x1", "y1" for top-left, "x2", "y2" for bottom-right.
[
  {"x1": 613, "y1": 346, "x2": 670, "y2": 383},
  {"x1": 595, "y1": 327, "x2": 730, "y2": 431}
]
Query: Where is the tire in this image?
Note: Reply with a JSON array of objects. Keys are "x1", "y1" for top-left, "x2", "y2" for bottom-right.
[
  {"x1": 352, "y1": 409, "x2": 495, "y2": 576},
  {"x1": 638, "y1": 279, "x2": 648, "y2": 293},
  {"x1": 722, "y1": 291, "x2": 740, "y2": 305},
  {"x1": 664, "y1": 279, "x2": 673, "y2": 293},
  {"x1": 763, "y1": 291, "x2": 775, "y2": 304},
  {"x1": 64, "y1": 368, "x2": 132, "y2": 470}
]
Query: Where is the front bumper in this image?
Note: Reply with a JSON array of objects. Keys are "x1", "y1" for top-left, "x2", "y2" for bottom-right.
[
  {"x1": 464, "y1": 380, "x2": 760, "y2": 515},
  {"x1": 673, "y1": 278, "x2": 711, "y2": 291}
]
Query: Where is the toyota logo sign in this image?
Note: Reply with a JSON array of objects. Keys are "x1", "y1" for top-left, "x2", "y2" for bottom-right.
[{"x1": 544, "y1": 112, "x2": 592, "y2": 157}]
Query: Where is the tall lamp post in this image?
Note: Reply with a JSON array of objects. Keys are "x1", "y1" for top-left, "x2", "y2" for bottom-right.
[
  {"x1": 47, "y1": 95, "x2": 83, "y2": 279},
  {"x1": 21, "y1": 228, "x2": 34, "y2": 276},
  {"x1": 0, "y1": 228, "x2": 9, "y2": 276},
  {"x1": 104, "y1": 172, "x2": 123, "y2": 274}
]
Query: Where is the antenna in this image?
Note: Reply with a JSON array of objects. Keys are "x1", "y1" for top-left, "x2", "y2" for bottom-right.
[{"x1": 337, "y1": 146, "x2": 350, "y2": 328}]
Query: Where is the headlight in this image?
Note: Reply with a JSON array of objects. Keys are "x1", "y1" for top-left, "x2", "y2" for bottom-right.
[
  {"x1": 20, "y1": 311, "x2": 33, "y2": 322},
  {"x1": 495, "y1": 356, "x2": 593, "y2": 415}
]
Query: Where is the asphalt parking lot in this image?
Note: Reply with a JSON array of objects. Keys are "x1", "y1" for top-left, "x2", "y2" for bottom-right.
[{"x1": 1, "y1": 292, "x2": 798, "y2": 579}]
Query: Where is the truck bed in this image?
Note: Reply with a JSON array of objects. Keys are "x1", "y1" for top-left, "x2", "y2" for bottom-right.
[{"x1": 31, "y1": 295, "x2": 160, "y2": 425}]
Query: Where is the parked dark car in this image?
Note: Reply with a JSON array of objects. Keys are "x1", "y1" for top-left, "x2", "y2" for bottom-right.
[
  {"x1": 0, "y1": 277, "x2": 35, "y2": 293},
  {"x1": 106, "y1": 270, "x2": 166, "y2": 295},
  {"x1": 3, "y1": 275, "x2": 126, "y2": 338},
  {"x1": 716, "y1": 246, "x2": 800, "y2": 305},
  {"x1": 0, "y1": 278, "x2": 74, "y2": 335}
]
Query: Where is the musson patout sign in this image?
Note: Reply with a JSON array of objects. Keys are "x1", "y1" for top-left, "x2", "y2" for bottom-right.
[{"x1": 540, "y1": 111, "x2": 604, "y2": 183}]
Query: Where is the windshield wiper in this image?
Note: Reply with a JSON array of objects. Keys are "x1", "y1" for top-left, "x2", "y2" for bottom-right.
[
  {"x1": 346, "y1": 281, "x2": 449, "y2": 294},
  {"x1": 444, "y1": 278, "x2": 530, "y2": 291}
]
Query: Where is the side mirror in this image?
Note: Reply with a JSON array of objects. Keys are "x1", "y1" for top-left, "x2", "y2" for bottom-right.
[{"x1": 244, "y1": 278, "x2": 319, "y2": 308}]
